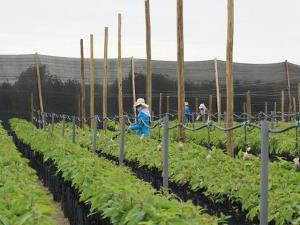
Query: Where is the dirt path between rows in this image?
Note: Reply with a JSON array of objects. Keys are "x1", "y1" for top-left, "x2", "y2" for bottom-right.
[{"x1": 37, "y1": 181, "x2": 70, "y2": 225}]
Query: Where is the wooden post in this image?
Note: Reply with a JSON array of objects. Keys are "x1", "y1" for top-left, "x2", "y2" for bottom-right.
[
  {"x1": 177, "y1": 0, "x2": 185, "y2": 142},
  {"x1": 80, "y1": 39, "x2": 86, "y2": 128},
  {"x1": 246, "y1": 90, "x2": 251, "y2": 120},
  {"x1": 118, "y1": 13, "x2": 124, "y2": 121},
  {"x1": 30, "y1": 92, "x2": 33, "y2": 122},
  {"x1": 285, "y1": 60, "x2": 292, "y2": 113},
  {"x1": 214, "y1": 58, "x2": 221, "y2": 122},
  {"x1": 293, "y1": 97, "x2": 296, "y2": 113},
  {"x1": 166, "y1": 96, "x2": 170, "y2": 114},
  {"x1": 78, "y1": 94, "x2": 81, "y2": 120},
  {"x1": 208, "y1": 95, "x2": 212, "y2": 115},
  {"x1": 298, "y1": 83, "x2": 300, "y2": 112},
  {"x1": 35, "y1": 53, "x2": 44, "y2": 113},
  {"x1": 281, "y1": 90, "x2": 285, "y2": 121},
  {"x1": 226, "y1": 0, "x2": 234, "y2": 157},
  {"x1": 195, "y1": 97, "x2": 199, "y2": 113},
  {"x1": 145, "y1": 0, "x2": 152, "y2": 111},
  {"x1": 131, "y1": 57, "x2": 136, "y2": 121},
  {"x1": 103, "y1": 27, "x2": 109, "y2": 131},
  {"x1": 159, "y1": 93, "x2": 163, "y2": 118},
  {"x1": 90, "y1": 34, "x2": 95, "y2": 128},
  {"x1": 265, "y1": 101, "x2": 268, "y2": 114}
]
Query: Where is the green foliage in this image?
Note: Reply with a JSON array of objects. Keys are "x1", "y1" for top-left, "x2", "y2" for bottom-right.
[
  {"x1": 10, "y1": 119, "x2": 221, "y2": 225},
  {"x1": 72, "y1": 123, "x2": 300, "y2": 225},
  {"x1": 0, "y1": 122, "x2": 57, "y2": 225}
]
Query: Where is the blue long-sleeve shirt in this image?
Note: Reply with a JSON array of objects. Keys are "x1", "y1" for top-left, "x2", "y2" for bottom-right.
[
  {"x1": 128, "y1": 109, "x2": 151, "y2": 136},
  {"x1": 184, "y1": 106, "x2": 191, "y2": 123}
]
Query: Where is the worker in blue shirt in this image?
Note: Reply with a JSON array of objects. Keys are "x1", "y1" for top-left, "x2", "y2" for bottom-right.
[
  {"x1": 184, "y1": 101, "x2": 191, "y2": 123},
  {"x1": 128, "y1": 98, "x2": 151, "y2": 136}
]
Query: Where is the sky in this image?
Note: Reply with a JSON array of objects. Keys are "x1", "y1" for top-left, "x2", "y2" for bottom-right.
[{"x1": 1, "y1": 0, "x2": 300, "y2": 64}]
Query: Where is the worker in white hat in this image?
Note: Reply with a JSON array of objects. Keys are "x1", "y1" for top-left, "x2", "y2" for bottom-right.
[
  {"x1": 197, "y1": 103, "x2": 207, "y2": 121},
  {"x1": 128, "y1": 98, "x2": 151, "y2": 136},
  {"x1": 184, "y1": 101, "x2": 191, "y2": 123}
]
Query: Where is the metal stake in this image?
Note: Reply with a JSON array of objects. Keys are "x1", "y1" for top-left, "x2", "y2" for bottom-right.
[
  {"x1": 163, "y1": 115, "x2": 169, "y2": 188},
  {"x1": 260, "y1": 120, "x2": 269, "y2": 225}
]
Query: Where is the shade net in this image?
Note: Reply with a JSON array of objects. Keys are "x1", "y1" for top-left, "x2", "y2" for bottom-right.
[{"x1": 0, "y1": 54, "x2": 299, "y2": 121}]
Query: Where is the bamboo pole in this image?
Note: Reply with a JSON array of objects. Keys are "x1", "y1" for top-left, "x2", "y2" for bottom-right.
[
  {"x1": 246, "y1": 90, "x2": 251, "y2": 120},
  {"x1": 80, "y1": 39, "x2": 86, "y2": 128},
  {"x1": 177, "y1": 0, "x2": 185, "y2": 142},
  {"x1": 285, "y1": 60, "x2": 292, "y2": 113},
  {"x1": 166, "y1": 96, "x2": 170, "y2": 114},
  {"x1": 281, "y1": 90, "x2": 285, "y2": 121},
  {"x1": 214, "y1": 58, "x2": 221, "y2": 122},
  {"x1": 131, "y1": 57, "x2": 136, "y2": 121},
  {"x1": 226, "y1": 0, "x2": 234, "y2": 157},
  {"x1": 89, "y1": 34, "x2": 95, "y2": 128},
  {"x1": 145, "y1": 0, "x2": 152, "y2": 111},
  {"x1": 103, "y1": 27, "x2": 109, "y2": 130},
  {"x1": 35, "y1": 53, "x2": 44, "y2": 113},
  {"x1": 118, "y1": 13, "x2": 123, "y2": 121}
]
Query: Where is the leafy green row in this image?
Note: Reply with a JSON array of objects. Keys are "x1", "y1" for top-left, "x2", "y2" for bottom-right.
[
  {"x1": 152, "y1": 121, "x2": 298, "y2": 158},
  {"x1": 11, "y1": 118, "x2": 221, "y2": 225},
  {"x1": 68, "y1": 124, "x2": 300, "y2": 225},
  {"x1": 0, "y1": 122, "x2": 57, "y2": 225}
]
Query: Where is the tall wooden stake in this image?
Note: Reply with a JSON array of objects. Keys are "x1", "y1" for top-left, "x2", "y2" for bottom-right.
[
  {"x1": 35, "y1": 53, "x2": 44, "y2": 114},
  {"x1": 214, "y1": 58, "x2": 221, "y2": 122},
  {"x1": 103, "y1": 27, "x2": 109, "y2": 130},
  {"x1": 226, "y1": 0, "x2": 234, "y2": 157},
  {"x1": 177, "y1": 0, "x2": 185, "y2": 142},
  {"x1": 80, "y1": 39, "x2": 86, "y2": 128},
  {"x1": 90, "y1": 34, "x2": 95, "y2": 128},
  {"x1": 246, "y1": 90, "x2": 252, "y2": 120},
  {"x1": 285, "y1": 60, "x2": 292, "y2": 113},
  {"x1": 131, "y1": 57, "x2": 136, "y2": 121},
  {"x1": 281, "y1": 90, "x2": 285, "y2": 121},
  {"x1": 145, "y1": 0, "x2": 152, "y2": 110}
]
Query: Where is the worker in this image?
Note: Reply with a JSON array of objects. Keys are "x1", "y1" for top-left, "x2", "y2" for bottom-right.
[
  {"x1": 128, "y1": 98, "x2": 151, "y2": 136},
  {"x1": 197, "y1": 103, "x2": 207, "y2": 121},
  {"x1": 184, "y1": 102, "x2": 191, "y2": 123}
]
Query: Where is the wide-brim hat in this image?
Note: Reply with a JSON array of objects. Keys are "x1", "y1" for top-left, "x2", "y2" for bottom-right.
[{"x1": 134, "y1": 98, "x2": 149, "y2": 108}]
